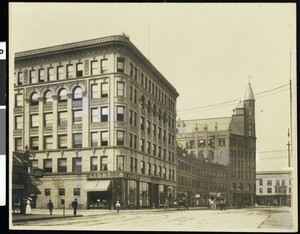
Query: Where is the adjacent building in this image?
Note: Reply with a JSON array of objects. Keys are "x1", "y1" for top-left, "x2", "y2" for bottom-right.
[
  {"x1": 13, "y1": 35, "x2": 179, "y2": 209},
  {"x1": 256, "y1": 170, "x2": 292, "y2": 206},
  {"x1": 176, "y1": 83, "x2": 256, "y2": 207},
  {"x1": 177, "y1": 146, "x2": 228, "y2": 207}
]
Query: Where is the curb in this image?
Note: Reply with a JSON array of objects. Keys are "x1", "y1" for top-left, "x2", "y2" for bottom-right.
[{"x1": 12, "y1": 214, "x2": 84, "y2": 223}]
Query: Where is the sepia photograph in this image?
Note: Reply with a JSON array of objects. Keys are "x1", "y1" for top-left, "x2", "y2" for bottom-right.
[{"x1": 9, "y1": 2, "x2": 297, "y2": 232}]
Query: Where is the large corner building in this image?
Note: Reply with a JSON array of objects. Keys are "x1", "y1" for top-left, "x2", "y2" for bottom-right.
[
  {"x1": 13, "y1": 35, "x2": 179, "y2": 209},
  {"x1": 176, "y1": 83, "x2": 256, "y2": 207}
]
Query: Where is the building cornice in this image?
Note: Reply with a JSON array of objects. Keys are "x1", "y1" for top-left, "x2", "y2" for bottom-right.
[{"x1": 15, "y1": 35, "x2": 179, "y2": 97}]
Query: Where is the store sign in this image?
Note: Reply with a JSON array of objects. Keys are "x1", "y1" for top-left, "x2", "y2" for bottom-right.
[
  {"x1": 87, "y1": 171, "x2": 140, "y2": 180},
  {"x1": 33, "y1": 168, "x2": 44, "y2": 178}
]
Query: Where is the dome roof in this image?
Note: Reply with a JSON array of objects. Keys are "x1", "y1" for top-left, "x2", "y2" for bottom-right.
[{"x1": 244, "y1": 83, "x2": 255, "y2": 101}]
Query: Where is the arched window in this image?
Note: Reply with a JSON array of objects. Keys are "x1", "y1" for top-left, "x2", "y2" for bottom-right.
[
  {"x1": 73, "y1": 87, "x2": 82, "y2": 100},
  {"x1": 59, "y1": 89, "x2": 68, "y2": 102},
  {"x1": 44, "y1": 90, "x2": 53, "y2": 103},
  {"x1": 30, "y1": 92, "x2": 39, "y2": 105}
]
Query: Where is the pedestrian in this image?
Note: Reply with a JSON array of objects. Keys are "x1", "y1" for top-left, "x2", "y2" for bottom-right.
[
  {"x1": 47, "y1": 199, "x2": 54, "y2": 215},
  {"x1": 164, "y1": 198, "x2": 169, "y2": 211},
  {"x1": 25, "y1": 198, "x2": 32, "y2": 215},
  {"x1": 116, "y1": 201, "x2": 121, "y2": 213},
  {"x1": 72, "y1": 198, "x2": 78, "y2": 215}
]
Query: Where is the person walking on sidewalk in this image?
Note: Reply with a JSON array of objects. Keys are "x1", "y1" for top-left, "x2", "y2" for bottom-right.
[
  {"x1": 72, "y1": 198, "x2": 78, "y2": 216},
  {"x1": 47, "y1": 199, "x2": 54, "y2": 215},
  {"x1": 164, "y1": 198, "x2": 169, "y2": 211},
  {"x1": 116, "y1": 201, "x2": 121, "y2": 213}
]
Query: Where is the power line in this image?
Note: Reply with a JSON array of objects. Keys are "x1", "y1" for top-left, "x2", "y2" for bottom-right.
[{"x1": 178, "y1": 84, "x2": 289, "y2": 113}]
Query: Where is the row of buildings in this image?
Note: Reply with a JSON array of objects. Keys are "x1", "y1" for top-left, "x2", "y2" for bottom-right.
[{"x1": 12, "y1": 35, "x2": 290, "y2": 210}]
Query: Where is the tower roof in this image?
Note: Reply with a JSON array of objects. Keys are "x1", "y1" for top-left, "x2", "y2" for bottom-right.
[
  {"x1": 244, "y1": 82, "x2": 255, "y2": 101},
  {"x1": 235, "y1": 99, "x2": 244, "y2": 109}
]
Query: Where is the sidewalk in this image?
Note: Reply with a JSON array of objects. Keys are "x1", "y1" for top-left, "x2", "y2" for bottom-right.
[{"x1": 12, "y1": 206, "x2": 209, "y2": 223}]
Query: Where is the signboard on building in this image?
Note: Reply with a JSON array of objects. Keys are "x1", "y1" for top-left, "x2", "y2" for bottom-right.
[
  {"x1": 33, "y1": 168, "x2": 44, "y2": 178},
  {"x1": 87, "y1": 171, "x2": 140, "y2": 180}
]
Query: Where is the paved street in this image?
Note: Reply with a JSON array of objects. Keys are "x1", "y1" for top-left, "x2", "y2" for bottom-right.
[{"x1": 11, "y1": 206, "x2": 295, "y2": 232}]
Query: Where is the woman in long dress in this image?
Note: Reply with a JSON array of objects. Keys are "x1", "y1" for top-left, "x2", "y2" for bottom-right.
[{"x1": 25, "y1": 199, "x2": 32, "y2": 215}]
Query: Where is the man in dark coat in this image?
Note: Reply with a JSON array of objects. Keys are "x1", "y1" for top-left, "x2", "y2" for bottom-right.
[
  {"x1": 72, "y1": 198, "x2": 78, "y2": 215},
  {"x1": 47, "y1": 199, "x2": 54, "y2": 215}
]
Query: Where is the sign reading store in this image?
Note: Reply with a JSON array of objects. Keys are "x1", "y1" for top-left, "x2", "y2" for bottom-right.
[{"x1": 87, "y1": 171, "x2": 140, "y2": 180}]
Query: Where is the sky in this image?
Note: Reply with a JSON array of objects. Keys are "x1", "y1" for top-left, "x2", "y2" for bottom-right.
[{"x1": 9, "y1": 3, "x2": 296, "y2": 171}]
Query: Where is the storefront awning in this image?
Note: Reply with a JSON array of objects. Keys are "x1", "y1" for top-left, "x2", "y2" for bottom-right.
[{"x1": 84, "y1": 180, "x2": 111, "y2": 191}]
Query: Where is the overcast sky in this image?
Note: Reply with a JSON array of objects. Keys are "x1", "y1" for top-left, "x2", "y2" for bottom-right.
[{"x1": 10, "y1": 3, "x2": 296, "y2": 171}]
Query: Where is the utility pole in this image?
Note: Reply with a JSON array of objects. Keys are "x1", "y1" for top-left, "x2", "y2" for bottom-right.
[{"x1": 287, "y1": 129, "x2": 291, "y2": 168}]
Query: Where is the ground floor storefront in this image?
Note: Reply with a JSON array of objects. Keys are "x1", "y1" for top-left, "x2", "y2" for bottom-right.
[
  {"x1": 35, "y1": 172, "x2": 176, "y2": 210},
  {"x1": 229, "y1": 191, "x2": 255, "y2": 207},
  {"x1": 256, "y1": 195, "x2": 291, "y2": 207}
]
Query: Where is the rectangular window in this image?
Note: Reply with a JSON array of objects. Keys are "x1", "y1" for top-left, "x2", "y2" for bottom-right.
[
  {"x1": 30, "y1": 70, "x2": 36, "y2": 83},
  {"x1": 147, "y1": 163, "x2": 151, "y2": 175},
  {"x1": 73, "y1": 133, "x2": 82, "y2": 148},
  {"x1": 91, "y1": 60, "x2": 99, "y2": 75},
  {"x1": 43, "y1": 159, "x2": 52, "y2": 173},
  {"x1": 30, "y1": 137, "x2": 39, "y2": 150},
  {"x1": 90, "y1": 156, "x2": 98, "y2": 171},
  {"x1": 91, "y1": 108, "x2": 100, "y2": 122},
  {"x1": 140, "y1": 138, "x2": 145, "y2": 152},
  {"x1": 276, "y1": 180, "x2": 280, "y2": 186},
  {"x1": 153, "y1": 124, "x2": 156, "y2": 137},
  {"x1": 117, "y1": 106, "x2": 124, "y2": 121},
  {"x1": 74, "y1": 188, "x2": 80, "y2": 196},
  {"x1": 158, "y1": 127, "x2": 161, "y2": 139},
  {"x1": 101, "y1": 59, "x2": 108, "y2": 73},
  {"x1": 117, "y1": 131, "x2": 125, "y2": 146},
  {"x1": 169, "y1": 169, "x2": 172, "y2": 180},
  {"x1": 15, "y1": 93, "x2": 23, "y2": 107},
  {"x1": 30, "y1": 114, "x2": 39, "y2": 128},
  {"x1": 45, "y1": 189, "x2": 51, "y2": 196},
  {"x1": 267, "y1": 180, "x2": 272, "y2": 186},
  {"x1": 282, "y1": 180, "x2": 285, "y2": 186},
  {"x1": 38, "y1": 69, "x2": 45, "y2": 82},
  {"x1": 158, "y1": 166, "x2": 162, "y2": 177},
  {"x1": 73, "y1": 110, "x2": 82, "y2": 124},
  {"x1": 15, "y1": 138, "x2": 23, "y2": 151},
  {"x1": 57, "y1": 66, "x2": 64, "y2": 80},
  {"x1": 91, "y1": 84, "x2": 99, "y2": 99},
  {"x1": 153, "y1": 144, "x2": 156, "y2": 156},
  {"x1": 59, "y1": 188, "x2": 65, "y2": 196},
  {"x1": 67, "y1": 64, "x2": 73, "y2": 78},
  {"x1": 101, "y1": 83, "x2": 108, "y2": 98},
  {"x1": 117, "y1": 81, "x2": 125, "y2": 96},
  {"x1": 48, "y1": 67, "x2": 55, "y2": 81},
  {"x1": 259, "y1": 179, "x2": 263, "y2": 186},
  {"x1": 141, "y1": 161, "x2": 145, "y2": 174},
  {"x1": 163, "y1": 167, "x2": 166, "y2": 179},
  {"x1": 117, "y1": 155, "x2": 124, "y2": 170},
  {"x1": 147, "y1": 141, "x2": 151, "y2": 154},
  {"x1": 219, "y1": 138, "x2": 225, "y2": 146},
  {"x1": 17, "y1": 72, "x2": 24, "y2": 85},
  {"x1": 147, "y1": 120, "x2": 151, "y2": 134},
  {"x1": 44, "y1": 136, "x2": 53, "y2": 150},
  {"x1": 91, "y1": 132, "x2": 99, "y2": 147},
  {"x1": 100, "y1": 156, "x2": 108, "y2": 171},
  {"x1": 58, "y1": 111, "x2": 67, "y2": 126},
  {"x1": 117, "y1": 58, "x2": 124, "y2": 72},
  {"x1": 140, "y1": 117, "x2": 145, "y2": 131},
  {"x1": 57, "y1": 158, "x2": 67, "y2": 172},
  {"x1": 101, "y1": 107, "x2": 108, "y2": 122},
  {"x1": 58, "y1": 135, "x2": 67, "y2": 149},
  {"x1": 101, "y1": 131, "x2": 108, "y2": 146},
  {"x1": 76, "y1": 63, "x2": 83, "y2": 77},
  {"x1": 72, "y1": 157, "x2": 82, "y2": 173},
  {"x1": 267, "y1": 188, "x2": 272, "y2": 194},
  {"x1": 44, "y1": 113, "x2": 53, "y2": 127},
  {"x1": 153, "y1": 164, "x2": 157, "y2": 175},
  {"x1": 15, "y1": 116, "x2": 23, "y2": 130}
]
